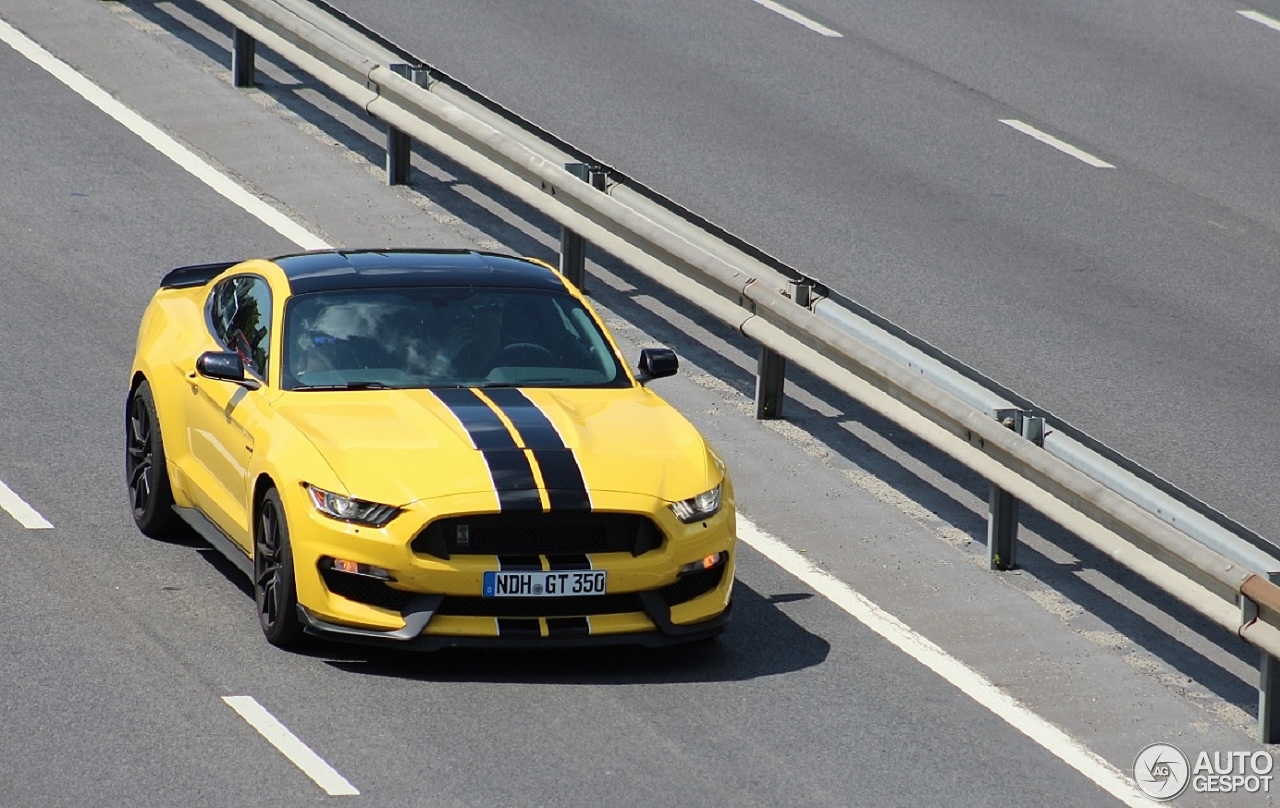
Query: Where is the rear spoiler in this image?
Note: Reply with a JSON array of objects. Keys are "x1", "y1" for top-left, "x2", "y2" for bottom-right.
[{"x1": 159, "y1": 260, "x2": 239, "y2": 289}]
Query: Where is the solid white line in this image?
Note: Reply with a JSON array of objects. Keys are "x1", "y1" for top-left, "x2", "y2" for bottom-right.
[
  {"x1": 222, "y1": 696, "x2": 359, "y2": 796},
  {"x1": 1240, "y1": 10, "x2": 1280, "y2": 33},
  {"x1": 0, "y1": 479, "x2": 53, "y2": 529},
  {"x1": 737, "y1": 517, "x2": 1149, "y2": 807},
  {"x1": 750, "y1": 0, "x2": 843, "y2": 38},
  {"x1": 0, "y1": 18, "x2": 330, "y2": 251},
  {"x1": 1000, "y1": 119, "x2": 1115, "y2": 169}
]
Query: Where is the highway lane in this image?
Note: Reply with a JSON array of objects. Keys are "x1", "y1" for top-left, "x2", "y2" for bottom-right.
[
  {"x1": 329, "y1": 0, "x2": 1280, "y2": 538},
  {"x1": 0, "y1": 7, "x2": 1152, "y2": 806},
  {"x1": 0, "y1": 29, "x2": 316, "y2": 808}
]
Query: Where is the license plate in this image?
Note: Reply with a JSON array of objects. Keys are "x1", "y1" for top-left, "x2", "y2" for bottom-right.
[{"x1": 483, "y1": 569, "x2": 607, "y2": 598}]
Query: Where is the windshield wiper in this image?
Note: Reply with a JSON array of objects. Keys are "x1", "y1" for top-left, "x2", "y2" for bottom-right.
[
  {"x1": 426, "y1": 382, "x2": 518, "y2": 389},
  {"x1": 483, "y1": 379, "x2": 572, "y2": 387},
  {"x1": 294, "y1": 381, "x2": 394, "y2": 391}
]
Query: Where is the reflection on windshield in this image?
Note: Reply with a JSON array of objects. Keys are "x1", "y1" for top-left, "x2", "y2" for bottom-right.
[{"x1": 282, "y1": 287, "x2": 627, "y2": 391}]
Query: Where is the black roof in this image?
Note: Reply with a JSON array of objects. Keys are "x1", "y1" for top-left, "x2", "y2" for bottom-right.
[{"x1": 272, "y1": 249, "x2": 566, "y2": 294}]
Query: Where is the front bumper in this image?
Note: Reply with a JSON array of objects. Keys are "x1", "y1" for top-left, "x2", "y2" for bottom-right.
[{"x1": 284, "y1": 487, "x2": 736, "y2": 649}]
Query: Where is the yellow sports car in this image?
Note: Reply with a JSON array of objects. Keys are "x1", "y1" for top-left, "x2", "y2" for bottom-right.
[{"x1": 126, "y1": 249, "x2": 734, "y2": 649}]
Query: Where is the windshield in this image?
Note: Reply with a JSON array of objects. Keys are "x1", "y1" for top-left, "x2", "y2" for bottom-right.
[{"x1": 282, "y1": 287, "x2": 629, "y2": 391}]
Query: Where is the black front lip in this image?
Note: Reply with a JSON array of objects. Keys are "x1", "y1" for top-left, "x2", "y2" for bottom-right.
[
  {"x1": 296, "y1": 598, "x2": 732, "y2": 651},
  {"x1": 297, "y1": 595, "x2": 443, "y2": 642}
]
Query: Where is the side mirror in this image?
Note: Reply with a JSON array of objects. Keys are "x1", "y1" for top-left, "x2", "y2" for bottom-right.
[
  {"x1": 636, "y1": 347, "x2": 678, "y2": 383},
  {"x1": 196, "y1": 351, "x2": 260, "y2": 389}
]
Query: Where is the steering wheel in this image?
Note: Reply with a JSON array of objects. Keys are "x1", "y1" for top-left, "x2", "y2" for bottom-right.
[{"x1": 498, "y1": 342, "x2": 556, "y2": 365}]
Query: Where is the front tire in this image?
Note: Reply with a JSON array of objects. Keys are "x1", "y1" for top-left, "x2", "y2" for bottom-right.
[
  {"x1": 125, "y1": 381, "x2": 180, "y2": 538},
  {"x1": 255, "y1": 488, "x2": 305, "y2": 648}
]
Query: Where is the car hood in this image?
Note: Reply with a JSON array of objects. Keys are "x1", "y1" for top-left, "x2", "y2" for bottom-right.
[{"x1": 272, "y1": 386, "x2": 715, "y2": 507}]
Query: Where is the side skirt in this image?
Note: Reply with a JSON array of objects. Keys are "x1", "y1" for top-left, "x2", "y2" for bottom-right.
[{"x1": 173, "y1": 505, "x2": 253, "y2": 578}]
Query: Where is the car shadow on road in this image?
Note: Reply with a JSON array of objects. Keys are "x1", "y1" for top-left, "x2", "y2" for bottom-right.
[{"x1": 315, "y1": 581, "x2": 827, "y2": 684}]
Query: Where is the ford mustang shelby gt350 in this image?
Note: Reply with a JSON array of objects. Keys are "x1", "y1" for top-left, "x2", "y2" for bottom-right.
[{"x1": 125, "y1": 249, "x2": 734, "y2": 649}]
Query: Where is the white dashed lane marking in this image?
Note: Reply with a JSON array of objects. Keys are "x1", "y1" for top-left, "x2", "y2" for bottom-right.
[
  {"x1": 223, "y1": 696, "x2": 359, "y2": 796},
  {"x1": 0, "y1": 478, "x2": 53, "y2": 529},
  {"x1": 749, "y1": 0, "x2": 843, "y2": 38},
  {"x1": 1240, "y1": 9, "x2": 1280, "y2": 33},
  {"x1": 1000, "y1": 119, "x2": 1115, "y2": 169}
]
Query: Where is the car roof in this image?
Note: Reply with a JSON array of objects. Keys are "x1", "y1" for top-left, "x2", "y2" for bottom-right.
[{"x1": 272, "y1": 249, "x2": 566, "y2": 295}]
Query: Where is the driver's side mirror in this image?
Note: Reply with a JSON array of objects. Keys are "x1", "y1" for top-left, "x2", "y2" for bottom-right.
[
  {"x1": 196, "y1": 351, "x2": 260, "y2": 390},
  {"x1": 636, "y1": 347, "x2": 678, "y2": 384}
]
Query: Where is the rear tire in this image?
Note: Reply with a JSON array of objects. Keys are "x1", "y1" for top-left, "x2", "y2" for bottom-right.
[
  {"x1": 254, "y1": 488, "x2": 305, "y2": 648},
  {"x1": 125, "y1": 381, "x2": 181, "y2": 538}
]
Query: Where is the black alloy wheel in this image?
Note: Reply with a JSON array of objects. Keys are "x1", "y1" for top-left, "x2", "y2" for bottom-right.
[
  {"x1": 125, "y1": 381, "x2": 179, "y2": 537},
  {"x1": 255, "y1": 488, "x2": 305, "y2": 647}
]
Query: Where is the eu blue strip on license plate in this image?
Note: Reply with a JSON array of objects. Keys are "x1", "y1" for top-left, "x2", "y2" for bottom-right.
[{"x1": 483, "y1": 569, "x2": 607, "y2": 597}]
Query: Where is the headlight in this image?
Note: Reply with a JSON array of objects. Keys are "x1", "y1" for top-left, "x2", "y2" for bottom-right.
[
  {"x1": 305, "y1": 484, "x2": 400, "y2": 527},
  {"x1": 669, "y1": 483, "x2": 722, "y2": 524}
]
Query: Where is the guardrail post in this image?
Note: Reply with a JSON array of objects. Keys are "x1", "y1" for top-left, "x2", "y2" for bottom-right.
[
  {"x1": 755, "y1": 346, "x2": 786, "y2": 419},
  {"x1": 988, "y1": 484, "x2": 1019, "y2": 570},
  {"x1": 560, "y1": 163, "x2": 592, "y2": 292},
  {"x1": 232, "y1": 28, "x2": 256, "y2": 88},
  {"x1": 988, "y1": 410, "x2": 1046, "y2": 570},
  {"x1": 1260, "y1": 572, "x2": 1280, "y2": 743},
  {"x1": 754, "y1": 280, "x2": 813, "y2": 420},
  {"x1": 386, "y1": 65, "x2": 430, "y2": 186}
]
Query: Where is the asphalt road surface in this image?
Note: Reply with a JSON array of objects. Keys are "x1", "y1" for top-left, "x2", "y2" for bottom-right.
[{"x1": 0, "y1": 2, "x2": 1274, "y2": 806}]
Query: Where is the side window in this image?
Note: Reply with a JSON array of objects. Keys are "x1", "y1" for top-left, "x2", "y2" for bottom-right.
[{"x1": 209, "y1": 276, "x2": 272, "y2": 381}]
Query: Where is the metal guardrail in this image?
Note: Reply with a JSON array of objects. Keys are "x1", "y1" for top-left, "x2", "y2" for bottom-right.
[{"x1": 195, "y1": 0, "x2": 1280, "y2": 738}]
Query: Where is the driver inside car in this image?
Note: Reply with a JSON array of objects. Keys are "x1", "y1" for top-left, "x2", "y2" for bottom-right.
[{"x1": 436, "y1": 294, "x2": 507, "y2": 377}]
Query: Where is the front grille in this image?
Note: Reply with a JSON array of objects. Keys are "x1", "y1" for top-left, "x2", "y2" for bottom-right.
[{"x1": 412, "y1": 512, "x2": 664, "y2": 559}]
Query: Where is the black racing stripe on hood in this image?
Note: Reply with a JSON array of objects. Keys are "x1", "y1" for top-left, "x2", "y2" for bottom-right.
[
  {"x1": 486, "y1": 450, "x2": 542, "y2": 511},
  {"x1": 434, "y1": 388, "x2": 516, "y2": 450},
  {"x1": 483, "y1": 388, "x2": 590, "y2": 511},
  {"x1": 482, "y1": 388, "x2": 564, "y2": 448},
  {"x1": 433, "y1": 388, "x2": 539, "y2": 512},
  {"x1": 533, "y1": 450, "x2": 590, "y2": 511}
]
